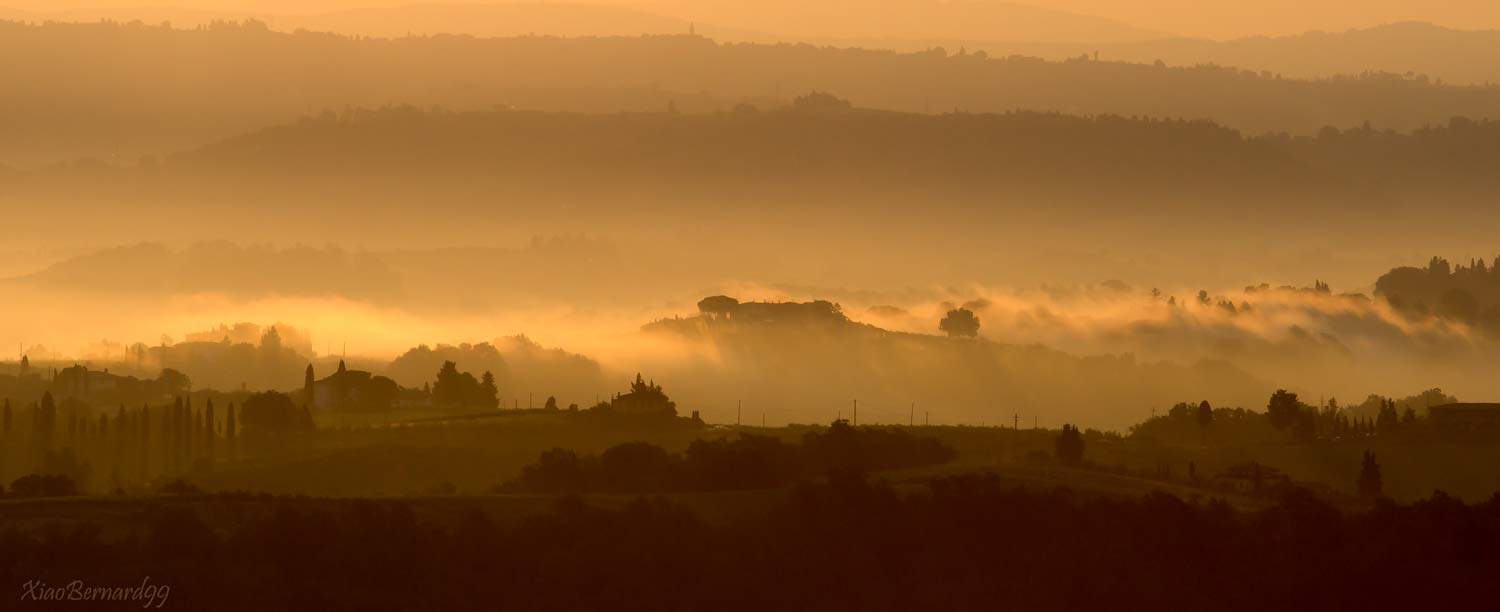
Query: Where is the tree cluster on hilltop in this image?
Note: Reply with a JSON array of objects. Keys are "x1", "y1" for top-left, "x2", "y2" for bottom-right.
[
  {"x1": 1133, "y1": 387, "x2": 1460, "y2": 448},
  {"x1": 1378, "y1": 255, "x2": 1500, "y2": 334}
]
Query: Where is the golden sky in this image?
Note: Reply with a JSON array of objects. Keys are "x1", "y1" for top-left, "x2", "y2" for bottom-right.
[
  {"x1": 1040, "y1": 0, "x2": 1500, "y2": 38},
  {"x1": 5, "y1": 0, "x2": 1500, "y2": 40}
]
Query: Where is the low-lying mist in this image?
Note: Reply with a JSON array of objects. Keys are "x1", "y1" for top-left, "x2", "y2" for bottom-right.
[{"x1": 4, "y1": 242, "x2": 1495, "y2": 429}]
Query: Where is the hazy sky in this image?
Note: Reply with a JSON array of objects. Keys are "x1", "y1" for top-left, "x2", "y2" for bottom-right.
[
  {"x1": 1031, "y1": 0, "x2": 1500, "y2": 38},
  {"x1": 6, "y1": 0, "x2": 1500, "y2": 40}
]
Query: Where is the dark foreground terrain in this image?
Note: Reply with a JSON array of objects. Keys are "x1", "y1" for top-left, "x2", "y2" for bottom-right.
[{"x1": 3, "y1": 473, "x2": 1497, "y2": 611}]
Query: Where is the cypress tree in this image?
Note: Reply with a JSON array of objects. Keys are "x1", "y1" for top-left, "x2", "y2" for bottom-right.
[
  {"x1": 40, "y1": 392, "x2": 56, "y2": 447},
  {"x1": 140, "y1": 403, "x2": 151, "y2": 479},
  {"x1": 183, "y1": 396, "x2": 193, "y2": 465},
  {"x1": 205, "y1": 398, "x2": 215, "y2": 463},
  {"x1": 305, "y1": 364, "x2": 316, "y2": 409},
  {"x1": 226, "y1": 402, "x2": 236, "y2": 440},
  {"x1": 167, "y1": 398, "x2": 179, "y2": 471},
  {"x1": 226, "y1": 401, "x2": 236, "y2": 458},
  {"x1": 1358, "y1": 451, "x2": 1383, "y2": 497}
]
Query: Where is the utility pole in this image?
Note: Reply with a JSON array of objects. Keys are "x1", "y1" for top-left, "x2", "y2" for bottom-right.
[
  {"x1": 925, "y1": 411, "x2": 929, "y2": 426},
  {"x1": 853, "y1": 399, "x2": 857, "y2": 426},
  {"x1": 1033, "y1": 416, "x2": 1038, "y2": 430},
  {"x1": 1013, "y1": 414, "x2": 1019, "y2": 430},
  {"x1": 910, "y1": 402, "x2": 915, "y2": 426}
]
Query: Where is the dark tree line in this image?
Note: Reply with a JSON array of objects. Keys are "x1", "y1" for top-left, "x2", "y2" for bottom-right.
[
  {"x1": 1133, "y1": 388, "x2": 1444, "y2": 448},
  {"x1": 505, "y1": 420, "x2": 955, "y2": 494},
  {"x1": 2, "y1": 476, "x2": 1496, "y2": 611},
  {"x1": 0, "y1": 389, "x2": 314, "y2": 494},
  {"x1": 1378, "y1": 255, "x2": 1500, "y2": 335}
]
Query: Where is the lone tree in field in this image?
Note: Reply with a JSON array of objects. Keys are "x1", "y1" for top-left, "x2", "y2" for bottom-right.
[
  {"x1": 1266, "y1": 389, "x2": 1302, "y2": 431},
  {"x1": 940, "y1": 308, "x2": 981, "y2": 338},
  {"x1": 1357, "y1": 451, "x2": 1383, "y2": 498},
  {"x1": 1196, "y1": 400, "x2": 1213, "y2": 431},
  {"x1": 480, "y1": 371, "x2": 499, "y2": 408},
  {"x1": 1054, "y1": 424, "x2": 1085, "y2": 466}
]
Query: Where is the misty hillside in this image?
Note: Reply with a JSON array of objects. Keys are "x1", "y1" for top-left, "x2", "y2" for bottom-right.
[
  {"x1": 6, "y1": 242, "x2": 403, "y2": 302},
  {"x1": 1051, "y1": 22, "x2": 1500, "y2": 87},
  {"x1": 0, "y1": 0, "x2": 1160, "y2": 44},
  {"x1": 0, "y1": 239, "x2": 724, "y2": 312},
  {"x1": 278, "y1": 2, "x2": 734, "y2": 39},
  {"x1": 229, "y1": 0, "x2": 1157, "y2": 45},
  {"x1": 0, "y1": 3, "x2": 749, "y2": 40},
  {"x1": 9, "y1": 105, "x2": 1500, "y2": 299},
  {"x1": 4, "y1": 19, "x2": 1500, "y2": 166},
  {"x1": 169, "y1": 106, "x2": 1306, "y2": 192},
  {"x1": 15, "y1": 104, "x2": 1500, "y2": 213},
  {"x1": 640, "y1": 297, "x2": 1267, "y2": 428},
  {"x1": 1376, "y1": 256, "x2": 1500, "y2": 328},
  {"x1": 614, "y1": 0, "x2": 1164, "y2": 44},
  {"x1": 735, "y1": 22, "x2": 1500, "y2": 88},
  {"x1": 8, "y1": 102, "x2": 1500, "y2": 286}
]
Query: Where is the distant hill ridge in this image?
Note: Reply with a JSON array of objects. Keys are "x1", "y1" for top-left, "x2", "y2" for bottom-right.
[
  {"x1": 1046, "y1": 22, "x2": 1500, "y2": 87},
  {"x1": 2, "y1": 19, "x2": 1500, "y2": 166}
]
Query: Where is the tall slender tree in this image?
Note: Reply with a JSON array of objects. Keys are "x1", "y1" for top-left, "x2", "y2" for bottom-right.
[
  {"x1": 39, "y1": 392, "x2": 56, "y2": 448},
  {"x1": 225, "y1": 402, "x2": 236, "y2": 462},
  {"x1": 1357, "y1": 451, "x2": 1383, "y2": 498},
  {"x1": 1196, "y1": 400, "x2": 1213, "y2": 435},
  {"x1": 140, "y1": 403, "x2": 150, "y2": 480},
  {"x1": 166, "y1": 398, "x2": 179, "y2": 471},
  {"x1": 184, "y1": 396, "x2": 194, "y2": 465},
  {"x1": 304, "y1": 364, "x2": 316, "y2": 409},
  {"x1": 205, "y1": 398, "x2": 215, "y2": 464}
]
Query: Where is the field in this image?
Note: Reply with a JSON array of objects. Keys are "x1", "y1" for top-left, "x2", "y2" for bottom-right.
[{"x1": 6, "y1": 411, "x2": 1500, "y2": 540}]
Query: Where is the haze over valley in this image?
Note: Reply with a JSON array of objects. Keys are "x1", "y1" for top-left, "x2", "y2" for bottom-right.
[{"x1": 3, "y1": 4, "x2": 1500, "y2": 610}]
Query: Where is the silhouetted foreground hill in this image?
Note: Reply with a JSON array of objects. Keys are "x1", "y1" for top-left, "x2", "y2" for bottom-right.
[
  {"x1": 3, "y1": 19, "x2": 1500, "y2": 165},
  {"x1": 2, "y1": 478, "x2": 1495, "y2": 610}
]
